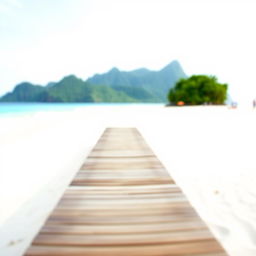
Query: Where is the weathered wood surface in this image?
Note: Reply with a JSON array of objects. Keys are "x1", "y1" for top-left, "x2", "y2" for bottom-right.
[{"x1": 25, "y1": 128, "x2": 227, "y2": 256}]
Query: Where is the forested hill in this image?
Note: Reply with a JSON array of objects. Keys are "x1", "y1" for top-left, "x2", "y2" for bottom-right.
[
  {"x1": 0, "y1": 61, "x2": 186, "y2": 103},
  {"x1": 87, "y1": 60, "x2": 186, "y2": 101}
]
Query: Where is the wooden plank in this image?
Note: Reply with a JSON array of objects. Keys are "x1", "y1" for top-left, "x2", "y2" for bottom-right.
[
  {"x1": 41, "y1": 221, "x2": 208, "y2": 235},
  {"x1": 60, "y1": 192, "x2": 185, "y2": 200},
  {"x1": 65, "y1": 184, "x2": 180, "y2": 193},
  {"x1": 64, "y1": 184, "x2": 182, "y2": 195},
  {"x1": 50, "y1": 208, "x2": 195, "y2": 218},
  {"x1": 26, "y1": 241, "x2": 224, "y2": 256},
  {"x1": 80, "y1": 162, "x2": 165, "y2": 170},
  {"x1": 24, "y1": 128, "x2": 227, "y2": 256},
  {"x1": 71, "y1": 178, "x2": 174, "y2": 186},
  {"x1": 47, "y1": 213, "x2": 199, "y2": 225},
  {"x1": 57, "y1": 196, "x2": 188, "y2": 206},
  {"x1": 33, "y1": 230, "x2": 216, "y2": 246},
  {"x1": 75, "y1": 169, "x2": 169, "y2": 175}
]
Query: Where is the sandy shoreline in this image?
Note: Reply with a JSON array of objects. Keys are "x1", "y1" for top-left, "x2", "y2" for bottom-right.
[{"x1": 0, "y1": 105, "x2": 256, "y2": 255}]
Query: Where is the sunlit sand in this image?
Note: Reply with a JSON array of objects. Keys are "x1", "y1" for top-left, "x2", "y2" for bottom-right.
[{"x1": 0, "y1": 104, "x2": 256, "y2": 255}]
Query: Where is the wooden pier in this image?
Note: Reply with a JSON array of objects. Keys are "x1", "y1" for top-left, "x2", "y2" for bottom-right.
[{"x1": 25, "y1": 128, "x2": 227, "y2": 255}]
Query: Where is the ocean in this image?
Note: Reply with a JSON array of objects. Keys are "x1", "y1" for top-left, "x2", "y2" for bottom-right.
[
  {"x1": 0, "y1": 103, "x2": 164, "y2": 117},
  {"x1": 0, "y1": 103, "x2": 93, "y2": 116}
]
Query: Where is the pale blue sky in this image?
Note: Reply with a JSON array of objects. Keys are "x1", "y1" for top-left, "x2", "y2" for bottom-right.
[{"x1": 1, "y1": 0, "x2": 256, "y2": 104}]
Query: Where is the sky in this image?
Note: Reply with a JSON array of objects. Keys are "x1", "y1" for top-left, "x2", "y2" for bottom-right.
[{"x1": 1, "y1": 0, "x2": 256, "y2": 104}]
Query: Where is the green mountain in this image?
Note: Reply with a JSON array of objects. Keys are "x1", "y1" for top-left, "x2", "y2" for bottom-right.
[
  {"x1": 1, "y1": 82, "x2": 45, "y2": 102},
  {"x1": 87, "y1": 60, "x2": 186, "y2": 101},
  {"x1": 0, "y1": 75, "x2": 137, "y2": 103},
  {"x1": 0, "y1": 60, "x2": 186, "y2": 103}
]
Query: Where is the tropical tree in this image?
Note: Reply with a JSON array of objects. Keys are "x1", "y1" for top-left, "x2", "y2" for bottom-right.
[{"x1": 168, "y1": 75, "x2": 228, "y2": 105}]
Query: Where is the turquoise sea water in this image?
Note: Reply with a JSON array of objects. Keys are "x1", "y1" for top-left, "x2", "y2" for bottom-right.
[
  {"x1": 0, "y1": 103, "x2": 90, "y2": 115},
  {"x1": 0, "y1": 103, "x2": 163, "y2": 117}
]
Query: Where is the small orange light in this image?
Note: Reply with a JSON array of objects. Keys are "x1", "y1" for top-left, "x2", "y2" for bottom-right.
[{"x1": 177, "y1": 101, "x2": 184, "y2": 106}]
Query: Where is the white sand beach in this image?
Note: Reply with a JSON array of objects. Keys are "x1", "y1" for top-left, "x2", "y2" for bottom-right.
[{"x1": 0, "y1": 104, "x2": 256, "y2": 256}]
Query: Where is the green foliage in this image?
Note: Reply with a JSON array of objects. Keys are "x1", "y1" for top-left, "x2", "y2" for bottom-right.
[
  {"x1": 114, "y1": 86, "x2": 160, "y2": 102},
  {"x1": 168, "y1": 75, "x2": 228, "y2": 105},
  {"x1": 47, "y1": 75, "x2": 94, "y2": 102},
  {"x1": 90, "y1": 85, "x2": 137, "y2": 102}
]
